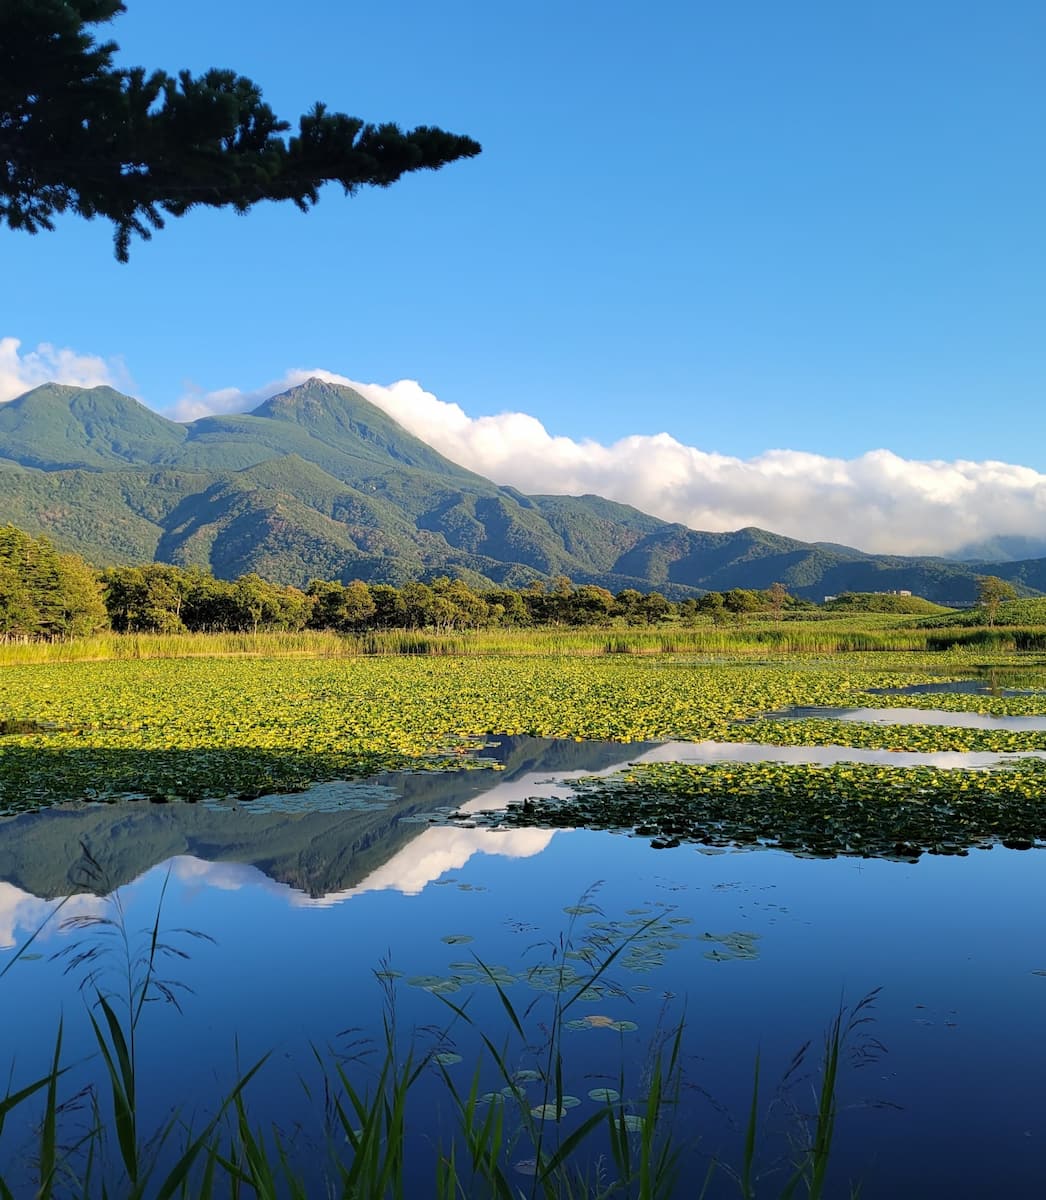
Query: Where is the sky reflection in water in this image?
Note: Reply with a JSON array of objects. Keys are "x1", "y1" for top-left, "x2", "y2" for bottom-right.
[{"x1": 0, "y1": 725, "x2": 1044, "y2": 1196}]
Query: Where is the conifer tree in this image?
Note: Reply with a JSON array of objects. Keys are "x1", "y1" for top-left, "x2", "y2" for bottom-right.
[{"x1": 1, "y1": 1, "x2": 481, "y2": 259}]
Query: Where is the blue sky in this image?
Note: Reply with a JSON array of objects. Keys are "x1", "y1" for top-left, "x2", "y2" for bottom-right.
[{"x1": 4, "y1": 0, "x2": 1046, "y2": 553}]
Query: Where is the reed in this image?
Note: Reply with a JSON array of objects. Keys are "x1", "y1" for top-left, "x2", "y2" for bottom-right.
[
  {"x1": 1, "y1": 886, "x2": 878, "y2": 1199},
  {"x1": 0, "y1": 620, "x2": 968, "y2": 665}
]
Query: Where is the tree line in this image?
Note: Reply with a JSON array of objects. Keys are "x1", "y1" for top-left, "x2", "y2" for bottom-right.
[{"x1": 0, "y1": 525, "x2": 819, "y2": 639}]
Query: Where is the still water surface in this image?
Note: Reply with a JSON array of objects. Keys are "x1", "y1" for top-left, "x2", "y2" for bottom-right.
[{"x1": 0, "y1": 731, "x2": 1044, "y2": 1196}]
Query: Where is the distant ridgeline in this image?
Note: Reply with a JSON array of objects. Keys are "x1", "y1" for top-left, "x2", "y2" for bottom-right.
[
  {"x1": 2, "y1": 378, "x2": 1045, "y2": 604},
  {"x1": 0, "y1": 523, "x2": 824, "y2": 637},
  {"x1": 11, "y1": 524, "x2": 1046, "y2": 640}
]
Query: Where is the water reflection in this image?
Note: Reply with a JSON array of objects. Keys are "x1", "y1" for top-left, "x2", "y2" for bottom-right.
[
  {"x1": 1, "y1": 735, "x2": 1046, "y2": 1197},
  {"x1": 870, "y1": 673, "x2": 1046, "y2": 698},
  {"x1": 0, "y1": 736, "x2": 653, "y2": 906},
  {"x1": 777, "y1": 704, "x2": 1046, "y2": 731},
  {"x1": 2, "y1": 730, "x2": 1043, "y2": 917}
]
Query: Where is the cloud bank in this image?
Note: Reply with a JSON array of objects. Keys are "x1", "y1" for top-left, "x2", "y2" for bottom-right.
[
  {"x1": 172, "y1": 367, "x2": 1046, "y2": 557},
  {"x1": 0, "y1": 337, "x2": 130, "y2": 403},
  {"x1": 6, "y1": 338, "x2": 1046, "y2": 558}
]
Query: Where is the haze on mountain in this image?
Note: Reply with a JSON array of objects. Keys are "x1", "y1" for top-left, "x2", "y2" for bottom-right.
[{"x1": 1, "y1": 377, "x2": 1043, "y2": 603}]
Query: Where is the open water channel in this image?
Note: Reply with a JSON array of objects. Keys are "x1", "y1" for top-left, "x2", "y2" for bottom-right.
[{"x1": 0, "y1": 678, "x2": 1044, "y2": 1196}]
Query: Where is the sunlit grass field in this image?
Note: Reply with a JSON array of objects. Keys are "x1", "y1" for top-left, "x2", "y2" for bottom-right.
[{"x1": 4, "y1": 613, "x2": 1046, "y2": 666}]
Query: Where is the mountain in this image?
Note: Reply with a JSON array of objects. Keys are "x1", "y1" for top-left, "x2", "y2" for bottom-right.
[
  {"x1": 0, "y1": 736, "x2": 646, "y2": 900},
  {"x1": 0, "y1": 383, "x2": 187, "y2": 470},
  {"x1": 950, "y1": 535, "x2": 1046, "y2": 563},
  {"x1": 0, "y1": 378, "x2": 1041, "y2": 602}
]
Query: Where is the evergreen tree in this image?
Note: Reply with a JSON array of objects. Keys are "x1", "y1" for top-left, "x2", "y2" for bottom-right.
[
  {"x1": 0, "y1": 561, "x2": 39, "y2": 637},
  {"x1": 1, "y1": 1, "x2": 481, "y2": 260},
  {"x1": 0, "y1": 525, "x2": 107, "y2": 637}
]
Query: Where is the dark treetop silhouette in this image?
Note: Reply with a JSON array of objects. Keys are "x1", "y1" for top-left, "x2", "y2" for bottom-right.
[{"x1": 0, "y1": 0, "x2": 481, "y2": 260}]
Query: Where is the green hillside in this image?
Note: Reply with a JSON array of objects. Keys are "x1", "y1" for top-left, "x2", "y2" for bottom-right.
[
  {"x1": 0, "y1": 378, "x2": 1042, "y2": 602},
  {"x1": 0, "y1": 383, "x2": 187, "y2": 469}
]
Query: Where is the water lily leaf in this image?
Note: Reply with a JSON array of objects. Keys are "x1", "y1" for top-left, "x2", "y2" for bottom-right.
[
  {"x1": 531, "y1": 1103, "x2": 567, "y2": 1120},
  {"x1": 588, "y1": 1088, "x2": 621, "y2": 1103},
  {"x1": 406, "y1": 975, "x2": 446, "y2": 989}
]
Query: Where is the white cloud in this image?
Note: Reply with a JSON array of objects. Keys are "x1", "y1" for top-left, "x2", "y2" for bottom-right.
[
  {"x1": 326, "y1": 374, "x2": 1046, "y2": 557},
  {"x1": 0, "y1": 882, "x2": 107, "y2": 951},
  {"x1": 47, "y1": 361, "x2": 1046, "y2": 557},
  {"x1": 0, "y1": 337, "x2": 130, "y2": 403}
]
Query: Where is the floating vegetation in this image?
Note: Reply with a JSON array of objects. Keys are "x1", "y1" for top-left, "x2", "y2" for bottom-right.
[
  {"x1": 0, "y1": 718, "x2": 60, "y2": 736},
  {"x1": 742, "y1": 714, "x2": 1046, "y2": 754},
  {"x1": 0, "y1": 656, "x2": 986, "y2": 812},
  {"x1": 529, "y1": 1097, "x2": 580, "y2": 1120},
  {"x1": 588, "y1": 1087, "x2": 621, "y2": 1102},
  {"x1": 700, "y1": 931, "x2": 762, "y2": 962},
  {"x1": 565, "y1": 1014, "x2": 640, "y2": 1033},
  {"x1": 407, "y1": 975, "x2": 463, "y2": 996},
  {"x1": 481, "y1": 758, "x2": 1046, "y2": 861},
  {"x1": 432, "y1": 1052, "x2": 463, "y2": 1066},
  {"x1": 440, "y1": 934, "x2": 473, "y2": 945}
]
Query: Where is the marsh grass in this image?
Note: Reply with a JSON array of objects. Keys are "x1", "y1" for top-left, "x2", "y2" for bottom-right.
[
  {"x1": 426, "y1": 891, "x2": 691, "y2": 1199},
  {"x1": 6, "y1": 613, "x2": 1046, "y2": 665},
  {"x1": 0, "y1": 880, "x2": 876, "y2": 1199},
  {"x1": 735, "y1": 989, "x2": 883, "y2": 1200}
]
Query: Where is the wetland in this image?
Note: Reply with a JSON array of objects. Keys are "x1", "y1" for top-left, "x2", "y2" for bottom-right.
[{"x1": 1, "y1": 647, "x2": 1045, "y2": 1196}]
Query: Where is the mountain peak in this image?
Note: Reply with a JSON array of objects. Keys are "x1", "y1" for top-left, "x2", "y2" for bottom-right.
[
  {"x1": 252, "y1": 377, "x2": 349, "y2": 415},
  {"x1": 249, "y1": 378, "x2": 479, "y2": 479},
  {"x1": 0, "y1": 382, "x2": 186, "y2": 470}
]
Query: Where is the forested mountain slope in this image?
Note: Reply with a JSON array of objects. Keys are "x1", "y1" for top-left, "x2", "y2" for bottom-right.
[{"x1": 0, "y1": 379, "x2": 1038, "y2": 602}]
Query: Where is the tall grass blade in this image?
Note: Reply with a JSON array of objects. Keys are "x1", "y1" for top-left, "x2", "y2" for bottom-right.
[
  {"x1": 740, "y1": 1054, "x2": 759, "y2": 1200},
  {"x1": 36, "y1": 1018, "x2": 63, "y2": 1200}
]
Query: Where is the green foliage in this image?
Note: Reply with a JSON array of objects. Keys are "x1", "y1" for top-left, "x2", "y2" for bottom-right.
[
  {"x1": 0, "y1": 652, "x2": 994, "y2": 811},
  {"x1": 976, "y1": 575, "x2": 1019, "y2": 626},
  {"x1": 918, "y1": 597, "x2": 1046, "y2": 630},
  {"x1": 1, "y1": 1, "x2": 480, "y2": 259},
  {"x1": 490, "y1": 756, "x2": 1046, "y2": 860},
  {"x1": 3, "y1": 381, "x2": 1043, "y2": 601},
  {"x1": 0, "y1": 524, "x2": 107, "y2": 638},
  {"x1": 824, "y1": 592, "x2": 949, "y2": 615}
]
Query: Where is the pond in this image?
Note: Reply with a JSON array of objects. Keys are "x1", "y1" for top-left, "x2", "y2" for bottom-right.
[
  {"x1": 774, "y1": 704, "x2": 1046, "y2": 731},
  {"x1": 1, "y1": 720, "x2": 1045, "y2": 1199}
]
